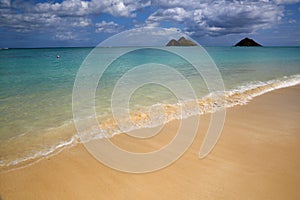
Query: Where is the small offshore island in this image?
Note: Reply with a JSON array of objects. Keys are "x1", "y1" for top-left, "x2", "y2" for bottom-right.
[
  {"x1": 166, "y1": 37, "x2": 197, "y2": 46},
  {"x1": 235, "y1": 37, "x2": 262, "y2": 46},
  {"x1": 166, "y1": 37, "x2": 262, "y2": 47}
]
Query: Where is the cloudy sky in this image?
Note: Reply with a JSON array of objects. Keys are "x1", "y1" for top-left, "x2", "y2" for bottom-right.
[{"x1": 1, "y1": 0, "x2": 300, "y2": 47}]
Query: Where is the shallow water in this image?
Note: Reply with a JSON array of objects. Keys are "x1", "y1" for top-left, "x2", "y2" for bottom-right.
[{"x1": 0, "y1": 46, "x2": 299, "y2": 167}]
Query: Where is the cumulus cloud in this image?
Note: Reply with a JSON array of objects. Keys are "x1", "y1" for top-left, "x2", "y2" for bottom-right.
[
  {"x1": 151, "y1": 0, "x2": 203, "y2": 9},
  {"x1": 0, "y1": 0, "x2": 298, "y2": 44},
  {"x1": 0, "y1": 10, "x2": 91, "y2": 33},
  {"x1": 95, "y1": 20, "x2": 121, "y2": 33},
  {"x1": 147, "y1": 0, "x2": 284, "y2": 37},
  {"x1": 0, "y1": 0, "x2": 150, "y2": 40},
  {"x1": 147, "y1": 8, "x2": 191, "y2": 24},
  {"x1": 31, "y1": 0, "x2": 150, "y2": 17},
  {"x1": 33, "y1": 0, "x2": 91, "y2": 16}
]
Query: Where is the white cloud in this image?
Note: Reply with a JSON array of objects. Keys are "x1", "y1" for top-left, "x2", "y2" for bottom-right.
[
  {"x1": 147, "y1": 0, "x2": 284, "y2": 37},
  {"x1": 95, "y1": 20, "x2": 121, "y2": 33},
  {"x1": 0, "y1": 0, "x2": 296, "y2": 43},
  {"x1": 147, "y1": 7, "x2": 191, "y2": 24},
  {"x1": 0, "y1": 0, "x2": 10, "y2": 7},
  {"x1": 0, "y1": 0, "x2": 152, "y2": 41},
  {"x1": 55, "y1": 31, "x2": 76, "y2": 40},
  {"x1": 32, "y1": 0, "x2": 150, "y2": 18},
  {"x1": 273, "y1": 0, "x2": 300, "y2": 4},
  {"x1": 101, "y1": 0, "x2": 135, "y2": 17},
  {"x1": 151, "y1": 0, "x2": 204, "y2": 9},
  {"x1": 34, "y1": 0, "x2": 91, "y2": 16},
  {"x1": 0, "y1": 11, "x2": 91, "y2": 31},
  {"x1": 288, "y1": 19, "x2": 296, "y2": 23},
  {"x1": 71, "y1": 18, "x2": 91, "y2": 27}
]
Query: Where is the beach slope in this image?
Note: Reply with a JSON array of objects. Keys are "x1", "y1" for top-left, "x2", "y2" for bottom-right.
[{"x1": 0, "y1": 86, "x2": 300, "y2": 200}]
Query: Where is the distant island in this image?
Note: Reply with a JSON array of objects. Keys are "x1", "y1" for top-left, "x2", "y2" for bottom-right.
[
  {"x1": 166, "y1": 37, "x2": 197, "y2": 46},
  {"x1": 235, "y1": 37, "x2": 262, "y2": 46}
]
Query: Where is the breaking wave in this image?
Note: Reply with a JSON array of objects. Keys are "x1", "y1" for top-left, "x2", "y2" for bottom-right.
[{"x1": 1, "y1": 74, "x2": 299, "y2": 169}]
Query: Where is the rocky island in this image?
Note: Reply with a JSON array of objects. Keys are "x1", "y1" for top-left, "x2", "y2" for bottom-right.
[
  {"x1": 166, "y1": 37, "x2": 197, "y2": 46},
  {"x1": 235, "y1": 37, "x2": 262, "y2": 46}
]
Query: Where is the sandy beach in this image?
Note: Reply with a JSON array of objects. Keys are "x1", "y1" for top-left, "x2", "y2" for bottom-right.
[{"x1": 0, "y1": 85, "x2": 299, "y2": 200}]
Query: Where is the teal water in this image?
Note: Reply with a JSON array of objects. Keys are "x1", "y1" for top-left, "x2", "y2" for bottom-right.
[{"x1": 0, "y1": 46, "x2": 300, "y2": 167}]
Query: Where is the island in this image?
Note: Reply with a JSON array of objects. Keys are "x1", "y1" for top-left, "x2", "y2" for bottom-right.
[
  {"x1": 166, "y1": 37, "x2": 197, "y2": 46},
  {"x1": 235, "y1": 37, "x2": 262, "y2": 46}
]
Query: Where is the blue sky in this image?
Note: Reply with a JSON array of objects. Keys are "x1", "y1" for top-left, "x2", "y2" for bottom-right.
[{"x1": 0, "y1": 0, "x2": 300, "y2": 47}]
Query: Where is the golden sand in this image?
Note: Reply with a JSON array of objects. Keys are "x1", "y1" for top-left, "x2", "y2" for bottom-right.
[{"x1": 0, "y1": 85, "x2": 299, "y2": 200}]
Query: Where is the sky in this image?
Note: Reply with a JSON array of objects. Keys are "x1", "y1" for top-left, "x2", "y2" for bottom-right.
[{"x1": 0, "y1": 0, "x2": 300, "y2": 48}]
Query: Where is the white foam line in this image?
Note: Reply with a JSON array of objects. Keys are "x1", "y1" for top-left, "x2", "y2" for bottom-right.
[
  {"x1": 0, "y1": 136, "x2": 78, "y2": 169},
  {"x1": 1, "y1": 74, "x2": 299, "y2": 169}
]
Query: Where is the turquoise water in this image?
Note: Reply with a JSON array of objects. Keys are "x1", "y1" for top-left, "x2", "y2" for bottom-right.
[{"x1": 0, "y1": 46, "x2": 300, "y2": 167}]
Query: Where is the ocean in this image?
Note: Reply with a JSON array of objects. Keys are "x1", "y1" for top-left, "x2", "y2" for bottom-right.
[{"x1": 0, "y1": 46, "x2": 300, "y2": 168}]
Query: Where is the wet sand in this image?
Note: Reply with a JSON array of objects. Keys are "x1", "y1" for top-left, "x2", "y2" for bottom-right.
[{"x1": 0, "y1": 85, "x2": 299, "y2": 200}]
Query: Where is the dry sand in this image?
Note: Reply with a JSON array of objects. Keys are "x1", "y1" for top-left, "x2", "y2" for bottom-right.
[{"x1": 0, "y1": 85, "x2": 299, "y2": 200}]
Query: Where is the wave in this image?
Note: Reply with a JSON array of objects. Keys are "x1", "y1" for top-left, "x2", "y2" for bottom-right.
[
  {"x1": 1, "y1": 74, "x2": 300, "y2": 169},
  {"x1": 0, "y1": 136, "x2": 77, "y2": 170}
]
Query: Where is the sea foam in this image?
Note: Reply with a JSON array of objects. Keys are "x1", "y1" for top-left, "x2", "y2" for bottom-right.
[{"x1": 1, "y1": 74, "x2": 299, "y2": 169}]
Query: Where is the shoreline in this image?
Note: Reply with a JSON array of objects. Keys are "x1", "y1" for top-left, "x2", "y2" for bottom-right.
[
  {"x1": 1, "y1": 74, "x2": 299, "y2": 169},
  {"x1": 1, "y1": 85, "x2": 300, "y2": 199}
]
